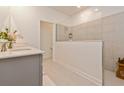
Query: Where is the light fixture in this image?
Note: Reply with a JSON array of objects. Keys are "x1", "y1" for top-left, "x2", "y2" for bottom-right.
[
  {"x1": 94, "y1": 8, "x2": 99, "y2": 12},
  {"x1": 77, "y1": 6, "x2": 81, "y2": 8}
]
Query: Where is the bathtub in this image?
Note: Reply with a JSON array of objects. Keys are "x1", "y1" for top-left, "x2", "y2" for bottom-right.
[{"x1": 53, "y1": 41, "x2": 103, "y2": 85}]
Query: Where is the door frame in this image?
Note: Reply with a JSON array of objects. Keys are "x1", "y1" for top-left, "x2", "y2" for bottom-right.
[{"x1": 40, "y1": 20, "x2": 56, "y2": 60}]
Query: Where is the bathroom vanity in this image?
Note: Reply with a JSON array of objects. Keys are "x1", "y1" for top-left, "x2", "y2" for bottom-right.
[{"x1": 0, "y1": 46, "x2": 44, "y2": 86}]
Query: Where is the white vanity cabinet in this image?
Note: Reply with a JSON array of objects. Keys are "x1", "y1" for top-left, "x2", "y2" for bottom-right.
[{"x1": 0, "y1": 47, "x2": 43, "y2": 86}]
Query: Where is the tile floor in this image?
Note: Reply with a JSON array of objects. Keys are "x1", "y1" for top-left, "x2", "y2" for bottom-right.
[
  {"x1": 104, "y1": 70, "x2": 124, "y2": 86},
  {"x1": 43, "y1": 59, "x2": 124, "y2": 86},
  {"x1": 43, "y1": 74, "x2": 56, "y2": 86}
]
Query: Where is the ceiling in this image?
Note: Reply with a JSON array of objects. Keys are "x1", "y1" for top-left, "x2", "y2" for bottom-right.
[{"x1": 50, "y1": 6, "x2": 88, "y2": 16}]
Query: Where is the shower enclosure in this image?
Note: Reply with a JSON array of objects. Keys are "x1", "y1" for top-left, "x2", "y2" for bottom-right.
[
  {"x1": 53, "y1": 19, "x2": 103, "y2": 85},
  {"x1": 53, "y1": 9, "x2": 124, "y2": 85}
]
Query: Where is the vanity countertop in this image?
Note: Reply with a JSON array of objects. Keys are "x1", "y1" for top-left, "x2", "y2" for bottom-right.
[{"x1": 0, "y1": 46, "x2": 45, "y2": 59}]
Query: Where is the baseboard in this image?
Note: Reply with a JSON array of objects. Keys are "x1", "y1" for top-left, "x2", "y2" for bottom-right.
[{"x1": 54, "y1": 60, "x2": 102, "y2": 86}]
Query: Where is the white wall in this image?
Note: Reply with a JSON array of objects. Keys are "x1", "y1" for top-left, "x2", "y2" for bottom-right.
[
  {"x1": 9, "y1": 6, "x2": 70, "y2": 48},
  {"x1": 0, "y1": 7, "x2": 9, "y2": 30}
]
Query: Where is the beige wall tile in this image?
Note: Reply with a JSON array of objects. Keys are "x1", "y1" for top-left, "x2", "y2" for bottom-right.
[{"x1": 56, "y1": 12, "x2": 124, "y2": 71}]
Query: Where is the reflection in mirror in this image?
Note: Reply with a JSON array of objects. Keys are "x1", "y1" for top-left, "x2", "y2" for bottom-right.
[
  {"x1": 56, "y1": 24, "x2": 72, "y2": 41},
  {"x1": 0, "y1": 7, "x2": 10, "y2": 31},
  {"x1": 0, "y1": 6, "x2": 23, "y2": 51}
]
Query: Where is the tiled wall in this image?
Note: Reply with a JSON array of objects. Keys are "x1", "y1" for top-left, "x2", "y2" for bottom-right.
[
  {"x1": 56, "y1": 24, "x2": 71, "y2": 41},
  {"x1": 72, "y1": 12, "x2": 124, "y2": 71},
  {"x1": 101, "y1": 12, "x2": 124, "y2": 71},
  {"x1": 56, "y1": 12, "x2": 124, "y2": 71},
  {"x1": 72, "y1": 19, "x2": 102, "y2": 41}
]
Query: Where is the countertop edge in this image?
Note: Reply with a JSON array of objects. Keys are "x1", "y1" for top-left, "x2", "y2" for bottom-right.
[{"x1": 0, "y1": 47, "x2": 45, "y2": 60}]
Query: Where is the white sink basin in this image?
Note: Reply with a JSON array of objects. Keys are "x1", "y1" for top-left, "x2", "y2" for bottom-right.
[
  {"x1": 9, "y1": 46, "x2": 33, "y2": 52},
  {"x1": 10, "y1": 48, "x2": 32, "y2": 51}
]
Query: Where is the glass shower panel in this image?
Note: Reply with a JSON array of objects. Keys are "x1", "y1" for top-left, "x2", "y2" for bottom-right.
[
  {"x1": 56, "y1": 18, "x2": 102, "y2": 41},
  {"x1": 56, "y1": 24, "x2": 72, "y2": 41}
]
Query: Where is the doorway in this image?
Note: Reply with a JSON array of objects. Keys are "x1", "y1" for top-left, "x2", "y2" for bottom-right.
[
  {"x1": 40, "y1": 21, "x2": 53, "y2": 60},
  {"x1": 40, "y1": 21, "x2": 56, "y2": 85}
]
